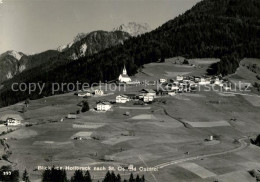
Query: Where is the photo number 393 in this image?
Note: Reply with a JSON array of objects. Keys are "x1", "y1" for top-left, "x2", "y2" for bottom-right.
[{"x1": 2, "y1": 171, "x2": 12, "y2": 175}]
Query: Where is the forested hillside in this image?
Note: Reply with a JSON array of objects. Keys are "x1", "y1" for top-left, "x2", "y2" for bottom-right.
[{"x1": 0, "y1": 0, "x2": 259, "y2": 107}]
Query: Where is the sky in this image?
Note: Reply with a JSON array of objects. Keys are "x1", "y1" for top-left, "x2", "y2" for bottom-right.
[{"x1": 0, "y1": 0, "x2": 201, "y2": 54}]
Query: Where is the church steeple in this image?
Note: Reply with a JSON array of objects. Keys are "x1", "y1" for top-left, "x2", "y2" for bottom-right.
[{"x1": 123, "y1": 64, "x2": 127, "y2": 75}]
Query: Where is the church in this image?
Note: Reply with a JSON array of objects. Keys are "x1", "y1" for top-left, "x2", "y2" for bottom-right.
[{"x1": 118, "y1": 65, "x2": 131, "y2": 83}]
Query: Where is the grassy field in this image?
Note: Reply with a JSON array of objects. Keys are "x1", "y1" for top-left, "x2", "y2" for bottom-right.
[{"x1": 0, "y1": 57, "x2": 259, "y2": 181}]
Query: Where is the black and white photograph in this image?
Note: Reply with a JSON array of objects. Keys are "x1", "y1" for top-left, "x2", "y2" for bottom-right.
[{"x1": 0, "y1": 0, "x2": 260, "y2": 181}]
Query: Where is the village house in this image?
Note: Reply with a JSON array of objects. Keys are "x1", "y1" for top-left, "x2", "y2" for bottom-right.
[
  {"x1": 222, "y1": 85, "x2": 232, "y2": 91},
  {"x1": 6, "y1": 118, "x2": 21, "y2": 126},
  {"x1": 143, "y1": 95, "x2": 154, "y2": 102},
  {"x1": 94, "y1": 89, "x2": 104, "y2": 96},
  {"x1": 164, "y1": 83, "x2": 179, "y2": 92},
  {"x1": 168, "y1": 91, "x2": 176, "y2": 96},
  {"x1": 176, "y1": 75, "x2": 184, "y2": 81},
  {"x1": 199, "y1": 77, "x2": 211, "y2": 85},
  {"x1": 159, "y1": 78, "x2": 167, "y2": 83},
  {"x1": 67, "y1": 114, "x2": 77, "y2": 119},
  {"x1": 77, "y1": 91, "x2": 93, "y2": 97},
  {"x1": 126, "y1": 80, "x2": 141, "y2": 85},
  {"x1": 139, "y1": 89, "x2": 156, "y2": 99},
  {"x1": 171, "y1": 84, "x2": 180, "y2": 91},
  {"x1": 214, "y1": 77, "x2": 223, "y2": 86},
  {"x1": 116, "y1": 95, "x2": 130, "y2": 103},
  {"x1": 194, "y1": 77, "x2": 201, "y2": 83},
  {"x1": 96, "y1": 101, "x2": 112, "y2": 111},
  {"x1": 145, "y1": 81, "x2": 156, "y2": 86},
  {"x1": 118, "y1": 65, "x2": 131, "y2": 83}
]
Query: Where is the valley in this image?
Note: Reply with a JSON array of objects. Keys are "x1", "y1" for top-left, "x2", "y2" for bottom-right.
[{"x1": 1, "y1": 58, "x2": 260, "y2": 182}]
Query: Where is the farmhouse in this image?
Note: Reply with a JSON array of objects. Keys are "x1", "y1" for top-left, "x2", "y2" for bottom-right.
[
  {"x1": 6, "y1": 118, "x2": 21, "y2": 126},
  {"x1": 139, "y1": 89, "x2": 156, "y2": 99},
  {"x1": 223, "y1": 85, "x2": 232, "y2": 91},
  {"x1": 159, "y1": 78, "x2": 167, "y2": 83},
  {"x1": 67, "y1": 114, "x2": 77, "y2": 119},
  {"x1": 78, "y1": 91, "x2": 93, "y2": 97},
  {"x1": 164, "y1": 83, "x2": 179, "y2": 92},
  {"x1": 126, "y1": 80, "x2": 141, "y2": 85},
  {"x1": 94, "y1": 89, "x2": 104, "y2": 96},
  {"x1": 146, "y1": 81, "x2": 156, "y2": 86},
  {"x1": 168, "y1": 91, "x2": 176, "y2": 96},
  {"x1": 143, "y1": 95, "x2": 154, "y2": 102},
  {"x1": 118, "y1": 65, "x2": 131, "y2": 83},
  {"x1": 176, "y1": 75, "x2": 184, "y2": 81},
  {"x1": 97, "y1": 101, "x2": 112, "y2": 111},
  {"x1": 199, "y1": 77, "x2": 211, "y2": 85},
  {"x1": 116, "y1": 95, "x2": 130, "y2": 103}
]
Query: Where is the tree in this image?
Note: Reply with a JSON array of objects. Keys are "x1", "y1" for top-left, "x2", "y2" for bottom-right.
[
  {"x1": 136, "y1": 175, "x2": 141, "y2": 182},
  {"x1": 22, "y1": 169, "x2": 30, "y2": 182},
  {"x1": 129, "y1": 173, "x2": 135, "y2": 182},
  {"x1": 42, "y1": 166, "x2": 67, "y2": 182},
  {"x1": 81, "y1": 101, "x2": 90, "y2": 112},
  {"x1": 84, "y1": 170, "x2": 92, "y2": 182},
  {"x1": 116, "y1": 174, "x2": 121, "y2": 182},
  {"x1": 183, "y1": 59, "x2": 189, "y2": 64},
  {"x1": 71, "y1": 170, "x2": 84, "y2": 182},
  {"x1": 25, "y1": 98, "x2": 30, "y2": 107},
  {"x1": 141, "y1": 175, "x2": 145, "y2": 182},
  {"x1": 21, "y1": 106, "x2": 27, "y2": 113}
]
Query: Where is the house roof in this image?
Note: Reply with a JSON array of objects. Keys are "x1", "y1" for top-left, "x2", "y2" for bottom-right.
[
  {"x1": 141, "y1": 89, "x2": 156, "y2": 93},
  {"x1": 6, "y1": 118, "x2": 16, "y2": 120},
  {"x1": 97, "y1": 101, "x2": 111, "y2": 105},
  {"x1": 117, "y1": 94, "x2": 129, "y2": 98}
]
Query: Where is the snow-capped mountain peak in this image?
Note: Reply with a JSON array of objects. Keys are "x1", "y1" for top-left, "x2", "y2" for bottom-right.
[
  {"x1": 57, "y1": 42, "x2": 73, "y2": 52},
  {"x1": 113, "y1": 22, "x2": 151, "y2": 37},
  {"x1": 8, "y1": 50, "x2": 24, "y2": 60}
]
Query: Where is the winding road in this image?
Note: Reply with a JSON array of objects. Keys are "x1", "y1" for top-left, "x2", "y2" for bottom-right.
[
  {"x1": 154, "y1": 138, "x2": 248, "y2": 169},
  {"x1": 92, "y1": 138, "x2": 249, "y2": 180}
]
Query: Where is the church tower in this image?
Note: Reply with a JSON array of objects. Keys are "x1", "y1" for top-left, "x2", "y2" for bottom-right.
[{"x1": 123, "y1": 65, "x2": 127, "y2": 75}]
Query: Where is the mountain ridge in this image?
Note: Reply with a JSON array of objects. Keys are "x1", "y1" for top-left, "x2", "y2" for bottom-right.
[{"x1": 0, "y1": 0, "x2": 259, "y2": 107}]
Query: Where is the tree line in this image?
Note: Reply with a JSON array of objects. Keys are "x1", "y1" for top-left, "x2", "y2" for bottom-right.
[{"x1": 0, "y1": 165, "x2": 145, "y2": 182}]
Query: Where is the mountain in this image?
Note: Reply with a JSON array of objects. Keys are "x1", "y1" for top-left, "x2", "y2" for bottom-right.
[
  {"x1": 57, "y1": 22, "x2": 151, "y2": 54},
  {"x1": 0, "y1": 50, "x2": 60, "y2": 83},
  {"x1": 112, "y1": 22, "x2": 151, "y2": 37},
  {"x1": 58, "y1": 30, "x2": 131, "y2": 60},
  {"x1": 0, "y1": 0, "x2": 259, "y2": 107},
  {"x1": 0, "y1": 31, "x2": 131, "y2": 84},
  {"x1": 0, "y1": 51, "x2": 26, "y2": 83}
]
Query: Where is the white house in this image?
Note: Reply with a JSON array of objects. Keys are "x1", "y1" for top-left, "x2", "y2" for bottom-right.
[
  {"x1": 97, "y1": 102, "x2": 112, "y2": 111},
  {"x1": 139, "y1": 89, "x2": 156, "y2": 99},
  {"x1": 171, "y1": 84, "x2": 179, "y2": 91},
  {"x1": 199, "y1": 78, "x2": 210, "y2": 85},
  {"x1": 176, "y1": 75, "x2": 184, "y2": 81},
  {"x1": 159, "y1": 78, "x2": 167, "y2": 83},
  {"x1": 116, "y1": 95, "x2": 130, "y2": 103},
  {"x1": 168, "y1": 91, "x2": 176, "y2": 96},
  {"x1": 143, "y1": 95, "x2": 154, "y2": 102},
  {"x1": 214, "y1": 78, "x2": 223, "y2": 86},
  {"x1": 94, "y1": 89, "x2": 104, "y2": 96},
  {"x1": 164, "y1": 83, "x2": 179, "y2": 91},
  {"x1": 126, "y1": 80, "x2": 141, "y2": 85},
  {"x1": 67, "y1": 114, "x2": 77, "y2": 119},
  {"x1": 118, "y1": 65, "x2": 131, "y2": 83},
  {"x1": 222, "y1": 85, "x2": 232, "y2": 91},
  {"x1": 6, "y1": 118, "x2": 21, "y2": 126},
  {"x1": 78, "y1": 91, "x2": 92, "y2": 97}
]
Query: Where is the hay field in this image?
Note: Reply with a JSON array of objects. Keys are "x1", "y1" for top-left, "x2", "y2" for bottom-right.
[{"x1": 178, "y1": 162, "x2": 216, "y2": 178}]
